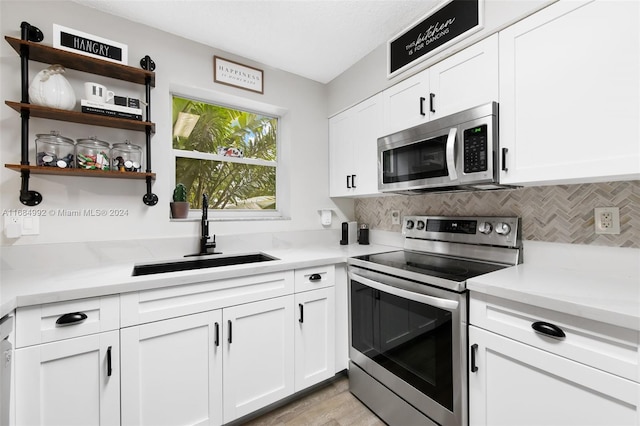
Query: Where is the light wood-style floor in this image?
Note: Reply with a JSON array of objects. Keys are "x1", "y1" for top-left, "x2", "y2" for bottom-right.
[{"x1": 242, "y1": 376, "x2": 385, "y2": 426}]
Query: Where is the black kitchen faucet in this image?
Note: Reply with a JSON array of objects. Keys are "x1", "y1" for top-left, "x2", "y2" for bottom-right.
[{"x1": 199, "y1": 193, "x2": 218, "y2": 255}]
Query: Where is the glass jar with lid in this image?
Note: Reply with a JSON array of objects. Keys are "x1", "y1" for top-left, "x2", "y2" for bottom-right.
[
  {"x1": 111, "y1": 140, "x2": 143, "y2": 172},
  {"x1": 35, "y1": 131, "x2": 75, "y2": 168},
  {"x1": 76, "y1": 137, "x2": 111, "y2": 170}
]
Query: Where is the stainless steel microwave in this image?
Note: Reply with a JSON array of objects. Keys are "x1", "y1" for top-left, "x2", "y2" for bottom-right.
[{"x1": 378, "y1": 102, "x2": 512, "y2": 193}]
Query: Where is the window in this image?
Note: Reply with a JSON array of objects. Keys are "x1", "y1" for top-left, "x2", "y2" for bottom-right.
[{"x1": 172, "y1": 94, "x2": 279, "y2": 216}]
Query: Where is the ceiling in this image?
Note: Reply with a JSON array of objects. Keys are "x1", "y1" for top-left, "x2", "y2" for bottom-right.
[{"x1": 71, "y1": 0, "x2": 439, "y2": 84}]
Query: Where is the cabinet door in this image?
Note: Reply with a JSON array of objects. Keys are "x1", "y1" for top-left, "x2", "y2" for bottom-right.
[
  {"x1": 223, "y1": 295, "x2": 294, "y2": 423},
  {"x1": 383, "y1": 70, "x2": 430, "y2": 135},
  {"x1": 14, "y1": 331, "x2": 120, "y2": 426},
  {"x1": 352, "y1": 93, "x2": 384, "y2": 196},
  {"x1": 329, "y1": 94, "x2": 383, "y2": 197},
  {"x1": 469, "y1": 326, "x2": 640, "y2": 426},
  {"x1": 329, "y1": 108, "x2": 356, "y2": 197},
  {"x1": 121, "y1": 310, "x2": 223, "y2": 426},
  {"x1": 499, "y1": 0, "x2": 640, "y2": 185},
  {"x1": 429, "y1": 34, "x2": 498, "y2": 119},
  {"x1": 294, "y1": 287, "x2": 335, "y2": 391}
]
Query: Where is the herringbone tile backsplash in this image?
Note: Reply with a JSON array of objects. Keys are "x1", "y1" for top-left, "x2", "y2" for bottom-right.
[{"x1": 355, "y1": 181, "x2": 640, "y2": 248}]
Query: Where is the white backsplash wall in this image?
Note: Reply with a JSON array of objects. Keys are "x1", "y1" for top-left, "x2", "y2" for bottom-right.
[{"x1": 356, "y1": 181, "x2": 640, "y2": 248}]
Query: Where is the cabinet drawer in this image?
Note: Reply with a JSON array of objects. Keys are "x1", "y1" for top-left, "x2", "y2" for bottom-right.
[
  {"x1": 121, "y1": 271, "x2": 294, "y2": 327},
  {"x1": 470, "y1": 293, "x2": 640, "y2": 382},
  {"x1": 294, "y1": 265, "x2": 335, "y2": 292},
  {"x1": 16, "y1": 295, "x2": 120, "y2": 348}
]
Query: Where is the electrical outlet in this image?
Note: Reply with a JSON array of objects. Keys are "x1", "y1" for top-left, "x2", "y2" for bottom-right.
[
  {"x1": 594, "y1": 207, "x2": 620, "y2": 235},
  {"x1": 391, "y1": 210, "x2": 401, "y2": 225}
]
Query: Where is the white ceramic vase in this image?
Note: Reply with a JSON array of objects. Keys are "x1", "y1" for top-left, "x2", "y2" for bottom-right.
[{"x1": 28, "y1": 64, "x2": 76, "y2": 110}]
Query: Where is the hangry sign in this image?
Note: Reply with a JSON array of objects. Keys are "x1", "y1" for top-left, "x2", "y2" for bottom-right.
[
  {"x1": 53, "y1": 24, "x2": 128, "y2": 65},
  {"x1": 388, "y1": 0, "x2": 482, "y2": 77}
]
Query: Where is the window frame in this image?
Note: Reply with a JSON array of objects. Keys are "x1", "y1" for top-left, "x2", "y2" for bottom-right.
[{"x1": 170, "y1": 84, "x2": 289, "y2": 221}]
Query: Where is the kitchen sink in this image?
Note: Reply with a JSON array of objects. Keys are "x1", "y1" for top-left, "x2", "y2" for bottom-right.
[{"x1": 132, "y1": 252, "x2": 278, "y2": 276}]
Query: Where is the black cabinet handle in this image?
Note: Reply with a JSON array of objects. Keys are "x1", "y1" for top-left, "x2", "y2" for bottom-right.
[
  {"x1": 299, "y1": 303, "x2": 304, "y2": 323},
  {"x1": 470, "y1": 343, "x2": 478, "y2": 372},
  {"x1": 309, "y1": 273, "x2": 322, "y2": 282},
  {"x1": 228, "y1": 320, "x2": 233, "y2": 344},
  {"x1": 351, "y1": 174, "x2": 356, "y2": 188},
  {"x1": 214, "y1": 322, "x2": 220, "y2": 347},
  {"x1": 420, "y1": 96, "x2": 426, "y2": 116},
  {"x1": 107, "y1": 346, "x2": 112, "y2": 377},
  {"x1": 501, "y1": 148, "x2": 509, "y2": 172},
  {"x1": 532, "y1": 321, "x2": 566, "y2": 339},
  {"x1": 346, "y1": 175, "x2": 351, "y2": 189},
  {"x1": 56, "y1": 312, "x2": 88, "y2": 326},
  {"x1": 429, "y1": 93, "x2": 435, "y2": 113}
]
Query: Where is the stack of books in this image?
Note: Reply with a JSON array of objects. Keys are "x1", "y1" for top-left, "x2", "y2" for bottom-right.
[{"x1": 81, "y1": 99, "x2": 142, "y2": 121}]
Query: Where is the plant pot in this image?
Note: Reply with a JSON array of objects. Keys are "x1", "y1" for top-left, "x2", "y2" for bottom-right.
[{"x1": 170, "y1": 201, "x2": 190, "y2": 219}]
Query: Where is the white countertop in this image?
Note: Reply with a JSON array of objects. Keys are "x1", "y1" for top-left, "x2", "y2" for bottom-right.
[
  {"x1": 468, "y1": 241, "x2": 640, "y2": 331},
  {"x1": 2, "y1": 234, "x2": 638, "y2": 332},
  {"x1": 0, "y1": 239, "x2": 395, "y2": 318}
]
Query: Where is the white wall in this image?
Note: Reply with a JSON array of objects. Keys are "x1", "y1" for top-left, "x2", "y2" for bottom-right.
[
  {"x1": 326, "y1": 0, "x2": 555, "y2": 116},
  {"x1": 0, "y1": 1, "x2": 354, "y2": 246}
]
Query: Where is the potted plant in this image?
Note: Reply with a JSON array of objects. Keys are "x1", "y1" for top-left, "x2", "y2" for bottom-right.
[{"x1": 170, "y1": 183, "x2": 190, "y2": 219}]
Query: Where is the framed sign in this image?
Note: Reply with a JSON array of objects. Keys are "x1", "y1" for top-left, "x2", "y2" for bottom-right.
[
  {"x1": 387, "y1": 0, "x2": 483, "y2": 78},
  {"x1": 53, "y1": 24, "x2": 128, "y2": 65},
  {"x1": 213, "y1": 56, "x2": 264, "y2": 94}
]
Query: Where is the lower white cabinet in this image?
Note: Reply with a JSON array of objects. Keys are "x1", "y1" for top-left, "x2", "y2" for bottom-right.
[
  {"x1": 223, "y1": 295, "x2": 294, "y2": 423},
  {"x1": 469, "y1": 325, "x2": 640, "y2": 426},
  {"x1": 121, "y1": 311, "x2": 223, "y2": 426},
  {"x1": 294, "y1": 287, "x2": 335, "y2": 391},
  {"x1": 14, "y1": 330, "x2": 120, "y2": 426}
]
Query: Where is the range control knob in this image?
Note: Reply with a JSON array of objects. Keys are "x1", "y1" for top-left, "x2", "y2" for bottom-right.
[
  {"x1": 478, "y1": 222, "x2": 493, "y2": 234},
  {"x1": 495, "y1": 222, "x2": 511, "y2": 235},
  {"x1": 406, "y1": 220, "x2": 415, "y2": 230},
  {"x1": 416, "y1": 220, "x2": 425, "y2": 230}
]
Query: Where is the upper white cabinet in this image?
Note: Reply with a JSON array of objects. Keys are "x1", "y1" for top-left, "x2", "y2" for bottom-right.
[
  {"x1": 499, "y1": 0, "x2": 640, "y2": 186},
  {"x1": 382, "y1": 34, "x2": 499, "y2": 135},
  {"x1": 382, "y1": 70, "x2": 430, "y2": 135},
  {"x1": 329, "y1": 93, "x2": 383, "y2": 197},
  {"x1": 428, "y1": 34, "x2": 498, "y2": 120}
]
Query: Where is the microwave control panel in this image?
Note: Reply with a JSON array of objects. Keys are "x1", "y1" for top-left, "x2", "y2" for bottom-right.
[{"x1": 463, "y1": 124, "x2": 488, "y2": 174}]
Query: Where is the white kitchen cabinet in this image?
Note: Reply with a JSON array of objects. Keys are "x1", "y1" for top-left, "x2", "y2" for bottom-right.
[
  {"x1": 499, "y1": 0, "x2": 640, "y2": 185},
  {"x1": 222, "y1": 295, "x2": 295, "y2": 423},
  {"x1": 382, "y1": 34, "x2": 498, "y2": 135},
  {"x1": 121, "y1": 310, "x2": 223, "y2": 426},
  {"x1": 469, "y1": 325, "x2": 640, "y2": 426},
  {"x1": 14, "y1": 330, "x2": 120, "y2": 426},
  {"x1": 382, "y1": 70, "x2": 430, "y2": 135},
  {"x1": 329, "y1": 93, "x2": 383, "y2": 197},
  {"x1": 428, "y1": 34, "x2": 498, "y2": 120},
  {"x1": 295, "y1": 287, "x2": 335, "y2": 391}
]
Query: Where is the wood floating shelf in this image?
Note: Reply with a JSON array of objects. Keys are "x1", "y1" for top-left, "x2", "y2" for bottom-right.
[
  {"x1": 5, "y1": 164, "x2": 156, "y2": 180},
  {"x1": 5, "y1": 36, "x2": 155, "y2": 87},
  {"x1": 5, "y1": 101, "x2": 155, "y2": 133}
]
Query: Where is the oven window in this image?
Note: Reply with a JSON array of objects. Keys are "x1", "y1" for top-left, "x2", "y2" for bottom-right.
[
  {"x1": 382, "y1": 135, "x2": 448, "y2": 184},
  {"x1": 351, "y1": 280, "x2": 453, "y2": 410}
]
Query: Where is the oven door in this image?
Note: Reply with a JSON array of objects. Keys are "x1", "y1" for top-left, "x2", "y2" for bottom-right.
[
  {"x1": 348, "y1": 266, "x2": 467, "y2": 426},
  {"x1": 378, "y1": 126, "x2": 459, "y2": 192}
]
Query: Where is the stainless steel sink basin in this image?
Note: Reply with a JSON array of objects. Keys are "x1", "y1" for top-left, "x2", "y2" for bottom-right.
[{"x1": 132, "y1": 252, "x2": 278, "y2": 276}]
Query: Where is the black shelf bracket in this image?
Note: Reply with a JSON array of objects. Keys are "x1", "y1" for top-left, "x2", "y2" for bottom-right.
[
  {"x1": 141, "y1": 60, "x2": 157, "y2": 206},
  {"x1": 17, "y1": 22, "x2": 43, "y2": 206}
]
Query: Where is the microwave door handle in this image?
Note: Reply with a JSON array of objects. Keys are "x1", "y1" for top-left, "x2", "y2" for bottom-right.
[
  {"x1": 446, "y1": 127, "x2": 458, "y2": 181},
  {"x1": 350, "y1": 272, "x2": 459, "y2": 311}
]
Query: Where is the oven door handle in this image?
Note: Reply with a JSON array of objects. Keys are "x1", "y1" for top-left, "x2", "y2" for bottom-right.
[
  {"x1": 446, "y1": 127, "x2": 458, "y2": 181},
  {"x1": 350, "y1": 272, "x2": 459, "y2": 311}
]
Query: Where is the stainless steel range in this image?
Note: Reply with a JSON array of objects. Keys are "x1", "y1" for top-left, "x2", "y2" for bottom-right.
[{"x1": 348, "y1": 215, "x2": 522, "y2": 426}]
